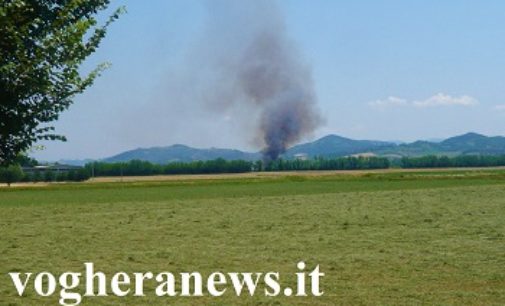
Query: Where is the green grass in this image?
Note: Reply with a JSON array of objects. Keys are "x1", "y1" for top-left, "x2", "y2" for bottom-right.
[{"x1": 1, "y1": 170, "x2": 505, "y2": 305}]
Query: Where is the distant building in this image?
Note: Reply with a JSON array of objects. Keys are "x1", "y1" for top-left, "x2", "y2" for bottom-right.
[
  {"x1": 294, "y1": 153, "x2": 309, "y2": 161},
  {"x1": 22, "y1": 164, "x2": 83, "y2": 174},
  {"x1": 348, "y1": 152, "x2": 377, "y2": 158}
]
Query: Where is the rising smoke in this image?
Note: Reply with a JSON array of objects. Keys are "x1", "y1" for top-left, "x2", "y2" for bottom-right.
[{"x1": 198, "y1": 0, "x2": 322, "y2": 161}]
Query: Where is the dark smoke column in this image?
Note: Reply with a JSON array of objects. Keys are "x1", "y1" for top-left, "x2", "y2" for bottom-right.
[
  {"x1": 201, "y1": 1, "x2": 322, "y2": 162},
  {"x1": 260, "y1": 91, "x2": 318, "y2": 161},
  {"x1": 238, "y1": 30, "x2": 321, "y2": 162}
]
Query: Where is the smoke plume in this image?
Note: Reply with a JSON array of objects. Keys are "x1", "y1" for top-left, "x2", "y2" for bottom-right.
[{"x1": 197, "y1": 0, "x2": 322, "y2": 161}]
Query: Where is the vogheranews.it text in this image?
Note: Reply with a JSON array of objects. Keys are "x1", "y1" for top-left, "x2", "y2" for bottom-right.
[{"x1": 8, "y1": 261, "x2": 324, "y2": 306}]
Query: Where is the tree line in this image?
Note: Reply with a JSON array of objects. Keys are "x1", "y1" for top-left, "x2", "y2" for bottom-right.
[
  {"x1": 84, "y1": 156, "x2": 391, "y2": 177},
  {"x1": 400, "y1": 155, "x2": 505, "y2": 168},
  {"x1": 0, "y1": 165, "x2": 90, "y2": 186},
  {"x1": 5, "y1": 154, "x2": 505, "y2": 186},
  {"x1": 0, "y1": 155, "x2": 90, "y2": 186},
  {"x1": 263, "y1": 156, "x2": 390, "y2": 171},
  {"x1": 85, "y1": 159, "x2": 254, "y2": 176}
]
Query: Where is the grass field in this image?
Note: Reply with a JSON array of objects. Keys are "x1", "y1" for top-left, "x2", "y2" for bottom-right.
[{"x1": 1, "y1": 169, "x2": 505, "y2": 305}]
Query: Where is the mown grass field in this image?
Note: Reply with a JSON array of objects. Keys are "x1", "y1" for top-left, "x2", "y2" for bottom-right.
[{"x1": 1, "y1": 169, "x2": 505, "y2": 305}]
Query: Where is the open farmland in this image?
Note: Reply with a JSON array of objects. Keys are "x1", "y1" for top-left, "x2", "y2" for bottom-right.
[{"x1": 1, "y1": 169, "x2": 505, "y2": 305}]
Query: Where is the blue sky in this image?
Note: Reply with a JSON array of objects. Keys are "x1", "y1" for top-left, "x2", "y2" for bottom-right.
[{"x1": 34, "y1": 0, "x2": 505, "y2": 160}]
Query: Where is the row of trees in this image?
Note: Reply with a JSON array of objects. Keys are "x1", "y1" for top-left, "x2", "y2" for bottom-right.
[
  {"x1": 4, "y1": 154, "x2": 505, "y2": 186},
  {"x1": 85, "y1": 159, "x2": 254, "y2": 176},
  {"x1": 263, "y1": 156, "x2": 390, "y2": 171},
  {"x1": 23, "y1": 169, "x2": 90, "y2": 183},
  {"x1": 83, "y1": 154, "x2": 505, "y2": 177},
  {"x1": 0, "y1": 165, "x2": 24, "y2": 187},
  {"x1": 0, "y1": 166, "x2": 90, "y2": 186},
  {"x1": 84, "y1": 156, "x2": 391, "y2": 177},
  {"x1": 400, "y1": 155, "x2": 505, "y2": 168}
]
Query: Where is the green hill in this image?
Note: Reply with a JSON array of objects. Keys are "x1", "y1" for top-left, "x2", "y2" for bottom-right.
[
  {"x1": 376, "y1": 133, "x2": 505, "y2": 157},
  {"x1": 104, "y1": 144, "x2": 260, "y2": 163},
  {"x1": 284, "y1": 135, "x2": 393, "y2": 158}
]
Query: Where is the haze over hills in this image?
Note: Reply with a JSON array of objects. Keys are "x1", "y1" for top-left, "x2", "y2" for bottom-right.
[
  {"x1": 104, "y1": 145, "x2": 261, "y2": 164},
  {"x1": 284, "y1": 135, "x2": 393, "y2": 158},
  {"x1": 101, "y1": 135, "x2": 395, "y2": 164},
  {"x1": 57, "y1": 132, "x2": 505, "y2": 165},
  {"x1": 375, "y1": 132, "x2": 505, "y2": 158}
]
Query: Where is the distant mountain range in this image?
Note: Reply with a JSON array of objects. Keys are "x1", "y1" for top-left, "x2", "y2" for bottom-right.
[
  {"x1": 283, "y1": 135, "x2": 393, "y2": 158},
  {"x1": 104, "y1": 145, "x2": 260, "y2": 164},
  {"x1": 59, "y1": 132, "x2": 505, "y2": 165},
  {"x1": 375, "y1": 132, "x2": 505, "y2": 158}
]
